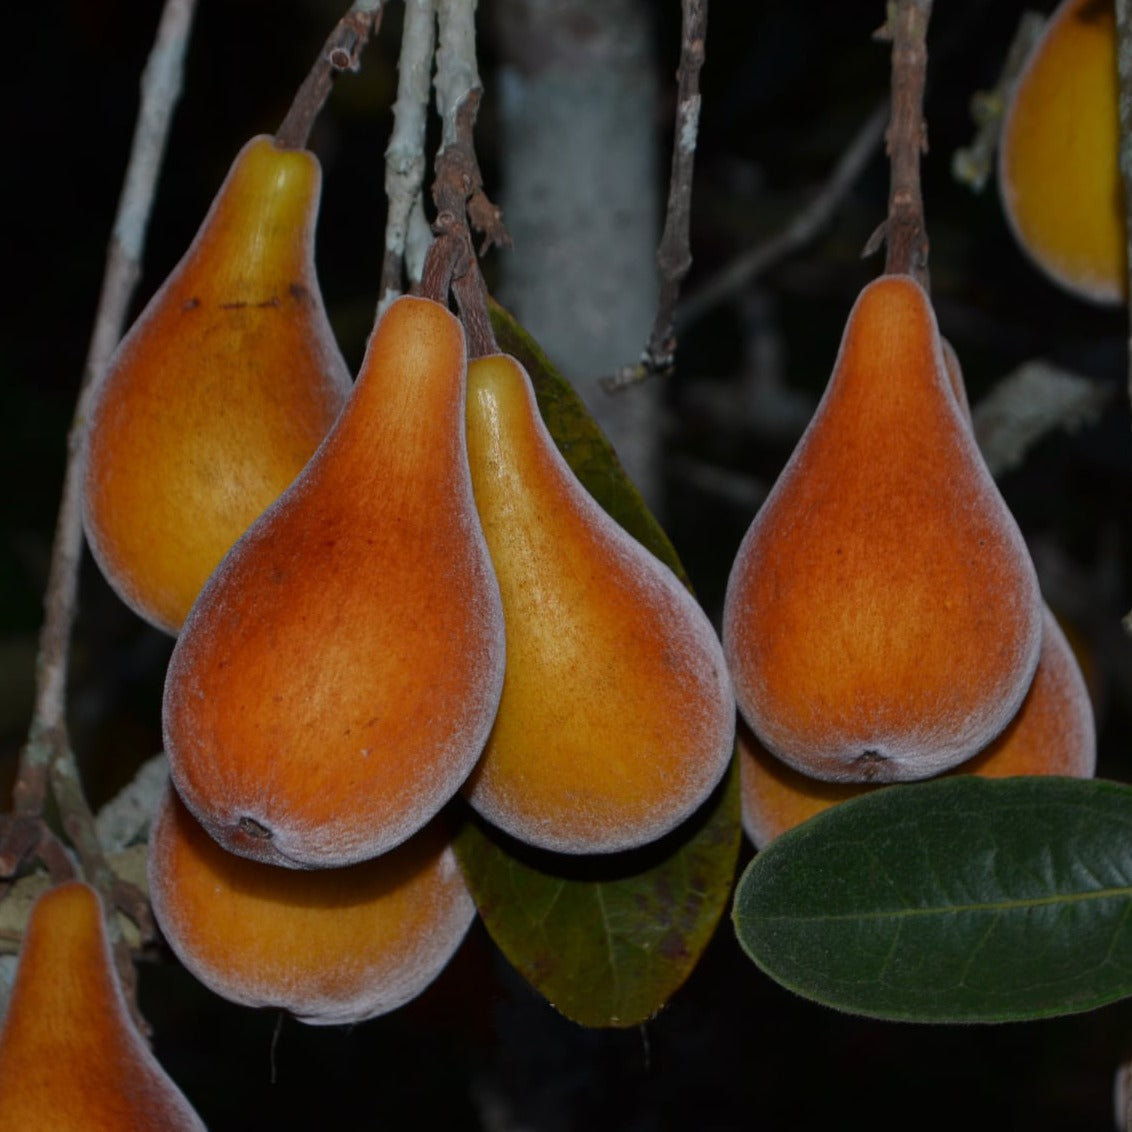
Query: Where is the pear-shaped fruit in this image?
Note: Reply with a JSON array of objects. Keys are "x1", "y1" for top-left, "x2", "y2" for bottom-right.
[
  {"x1": 83, "y1": 134, "x2": 353, "y2": 634},
  {"x1": 0, "y1": 881, "x2": 205, "y2": 1131},
  {"x1": 998, "y1": 0, "x2": 1125, "y2": 304},
  {"x1": 163, "y1": 295, "x2": 505, "y2": 868},
  {"x1": 461, "y1": 353, "x2": 734, "y2": 854},
  {"x1": 739, "y1": 605, "x2": 1096, "y2": 847},
  {"x1": 148, "y1": 782, "x2": 475, "y2": 1024},
  {"x1": 723, "y1": 275, "x2": 1042, "y2": 783}
]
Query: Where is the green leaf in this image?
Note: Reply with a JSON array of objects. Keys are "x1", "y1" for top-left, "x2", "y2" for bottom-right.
[
  {"x1": 733, "y1": 775, "x2": 1132, "y2": 1023},
  {"x1": 455, "y1": 761, "x2": 741, "y2": 1029},
  {"x1": 450, "y1": 300, "x2": 741, "y2": 1027}
]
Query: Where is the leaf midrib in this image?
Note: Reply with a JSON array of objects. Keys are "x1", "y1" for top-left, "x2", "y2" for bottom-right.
[{"x1": 751, "y1": 882, "x2": 1132, "y2": 924}]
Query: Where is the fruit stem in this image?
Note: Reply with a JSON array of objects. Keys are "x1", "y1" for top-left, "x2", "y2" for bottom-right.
[
  {"x1": 876, "y1": 0, "x2": 932, "y2": 285},
  {"x1": 274, "y1": 0, "x2": 384, "y2": 151},
  {"x1": 418, "y1": 79, "x2": 505, "y2": 357}
]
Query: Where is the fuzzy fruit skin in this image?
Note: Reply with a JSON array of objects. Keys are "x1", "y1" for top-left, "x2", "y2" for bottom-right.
[
  {"x1": 740, "y1": 605, "x2": 1096, "y2": 848},
  {"x1": 998, "y1": 0, "x2": 1124, "y2": 304},
  {"x1": 83, "y1": 135, "x2": 352, "y2": 634},
  {"x1": 163, "y1": 295, "x2": 505, "y2": 868},
  {"x1": 462, "y1": 353, "x2": 735, "y2": 854},
  {"x1": 148, "y1": 784, "x2": 476, "y2": 1024},
  {"x1": 0, "y1": 881, "x2": 206, "y2": 1131},
  {"x1": 723, "y1": 275, "x2": 1042, "y2": 783}
]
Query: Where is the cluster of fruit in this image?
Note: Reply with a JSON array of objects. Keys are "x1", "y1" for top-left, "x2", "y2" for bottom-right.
[
  {"x1": 78, "y1": 134, "x2": 737, "y2": 1026},
  {"x1": 722, "y1": 0, "x2": 1117, "y2": 845},
  {"x1": 0, "y1": 3, "x2": 1115, "y2": 1121},
  {"x1": 724, "y1": 276, "x2": 1096, "y2": 848}
]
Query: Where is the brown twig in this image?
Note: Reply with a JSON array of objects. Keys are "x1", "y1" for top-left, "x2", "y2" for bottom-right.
[
  {"x1": 421, "y1": 3, "x2": 508, "y2": 356},
  {"x1": 601, "y1": 0, "x2": 708, "y2": 394},
  {"x1": 275, "y1": 0, "x2": 385, "y2": 150},
  {"x1": 871, "y1": 0, "x2": 932, "y2": 284},
  {"x1": 676, "y1": 100, "x2": 888, "y2": 333},
  {"x1": 420, "y1": 94, "x2": 501, "y2": 358}
]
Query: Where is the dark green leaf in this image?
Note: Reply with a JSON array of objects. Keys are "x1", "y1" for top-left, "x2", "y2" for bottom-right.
[
  {"x1": 733, "y1": 775, "x2": 1132, "y2": 1023},
  {"x1": 455, "y1": 761, "x2": 741, "y2": 1029},
  {"x1": 451, "y1": 301, "x2": 741, "y2": 1027}
]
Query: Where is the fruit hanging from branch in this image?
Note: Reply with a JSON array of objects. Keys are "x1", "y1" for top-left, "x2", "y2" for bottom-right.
[
  {"x1": 148, "y1": 783, "x2": 476, "y2": 1024},
  {"x1": 461, "y1": 351, "x2": 735, "y2": 854},
  {"x1": 739, "y1": 604, "x2": 1096, "y2": 848},
  {"x1": 998, "y1": 0, "x2": 1125, "y2": 304},
  {"x1": 82, "y1": 135, "x2": 353, "y2": 634},
  {"x1": 723, "y1": 274, "x2": 1043, "y2": 784},
  {"x1": 162, "y1": 295, "x2": 506, "y2": 869},
  {"x1": 0, "y1": 882, "x2": 206, "y2": 1131}
]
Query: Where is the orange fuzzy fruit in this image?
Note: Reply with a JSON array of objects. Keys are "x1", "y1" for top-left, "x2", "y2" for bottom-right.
[
  {"x1": 998, "y1": 0, "x2": 1125, "y2": 304},
  {"x1": 461, "y1": 353, "x2": 735, "y2": 853},
  {"x1": 163, "y1": 296, "x2": 505, "y2": 868},
  {"x1": 83, "y1": 135, "x2": 352, "y2": 634},
  {"x1": 148, "y1": 784, "x2": 476, "y2": 1024},
  {"x1": 723, "y1": 275, "x2": 1042, "y2": 783},
  {"x1": 740, "y1": 606, "x2": 1096, "y2": 847},
  {"x1": 0, "y1": 881, "x2": 205, "y2": 1130}
]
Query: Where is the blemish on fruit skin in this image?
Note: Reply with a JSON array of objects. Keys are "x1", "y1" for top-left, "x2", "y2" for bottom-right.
[
  {"x1": 218, "y1": 297, "x2": 281, "y2": 311},
  {"x1": 852, "y1": 750, "x2": 891, "y2": 781},
  {"x1": 238, "y1": 816, "x2": 272, "y2": 840},
  {"x1": 181, "y1": 297, "x2": 201, "y2": 312}
]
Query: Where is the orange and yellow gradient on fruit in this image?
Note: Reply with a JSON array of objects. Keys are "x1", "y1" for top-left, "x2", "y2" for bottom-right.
[
  {"x1": 723, "y1": 275, "x2": 1042, "y2": 784},
  {"x1": 0, "y1": 881, "x2": 206, "y2": 1131},
  {"x1": 148, "y1": 784, "x2": 476, "y2": 1024},
  {"x1": 163, "y1": 296, "x2": 505, "y2": 869},
  {"x1": 462, "y1": 352, "x2": 735, "y2": 853},
  {"x1": 998, "y1": 0, "x2": 1125, "y2": 304},
  {"x1": 740, "y1": 606, "x2": 1096, "y2": 848},
  {"x1": 83, "y1": 135, "x2": 352, "y2": 634}
]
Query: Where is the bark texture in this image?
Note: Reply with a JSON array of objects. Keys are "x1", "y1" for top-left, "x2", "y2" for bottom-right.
[{"x1": 491, "y1": 0, "x2": 663, "y2": 511}]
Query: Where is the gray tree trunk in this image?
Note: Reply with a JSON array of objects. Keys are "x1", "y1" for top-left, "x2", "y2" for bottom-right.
[{"x1": 490, "y1": 0, "x2": 663, "y2": 514}]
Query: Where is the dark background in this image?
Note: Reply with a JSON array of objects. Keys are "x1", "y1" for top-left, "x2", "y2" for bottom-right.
[{"x1": 5, "y1": 1, "x2": 1132, "y2": 1128}]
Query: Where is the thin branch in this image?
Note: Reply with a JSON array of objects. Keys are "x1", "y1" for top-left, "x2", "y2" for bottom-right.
[
  {"x1": 951, "y1": 11, "x2": 1045, "y2": 193},
  {"x1": 6, "y1": 0, "x2": 198, "y2": 1030},
  {"x1": 275, "y1": 0, "x2": 385, "y2": 150},
  {"x1": 435, "y1": 0, "x2": 480, "y2": 147},
  {"x1": 14, "y1": 0, "x2": 196, "y2": 826},
  {"x1": 379, "y1": 0, "x2": 437, "y2": 312},
  {"x1": 405, "y1": 191, "x2": 434, "y2": 287},
  {"x1": 434, "y1": 0, "x2": 510, "y2": 254},
  {"x1": 874, "y1": 0, "x2": 932, "y2": 283},
  {"x1": 676, "y1": 100, "x2": 888, "y2": 331},
  {"x1": 602, "y1": 0, "x2": 708, "y2": 394}
]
